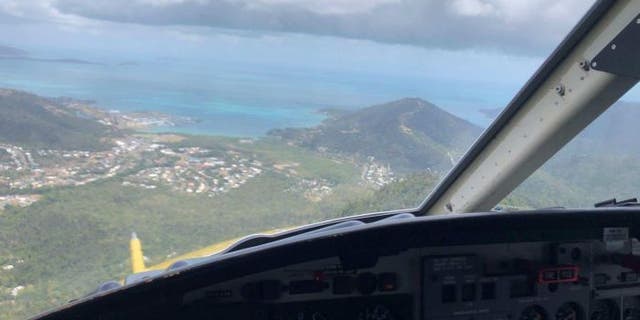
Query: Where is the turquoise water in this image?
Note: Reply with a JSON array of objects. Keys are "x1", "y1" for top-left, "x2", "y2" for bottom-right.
[{"x1": 0, "y1": 54, "x2": 499, "y2": 136}]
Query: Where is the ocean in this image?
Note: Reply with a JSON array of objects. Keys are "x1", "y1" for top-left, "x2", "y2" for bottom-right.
[{"x1": 0, "y1": 54, "x2": 500, "y2": 137}]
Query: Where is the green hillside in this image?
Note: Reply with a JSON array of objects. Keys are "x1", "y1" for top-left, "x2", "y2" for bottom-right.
[
  {"x1": 0, "y1": 89, "x2": 111, "y2": 150},
  {"x1": 269, "y1": 98, "x2": 482, "y2": 172},
  {"x1": 0, "y1": 171, "x2": 374, "y2": 318},
  {"x1": 335, "y1": 171, "x2": 441, "y2": 216},
  {"x1": 505, "y1": 152, "x2": 640, "y2": 209}
]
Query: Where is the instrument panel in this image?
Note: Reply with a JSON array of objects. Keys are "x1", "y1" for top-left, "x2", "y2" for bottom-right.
[
  {"x1": 181, "y1": 232, "x2": 640, "y2": 320},
  {"x1": 32, "y1": 210, "x2": 640, "y2": 320}
]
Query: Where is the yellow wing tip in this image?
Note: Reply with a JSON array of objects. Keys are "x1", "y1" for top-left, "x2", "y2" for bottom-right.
[
  {"x1": 141, "y1": 227, "x2": 292, "y2": 272},
  {"x1": 129, "y1": 231, "x2": 146, "y2": 273}
]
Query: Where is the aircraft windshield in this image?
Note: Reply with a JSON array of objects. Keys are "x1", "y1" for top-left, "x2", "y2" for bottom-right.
[{"x1": 3, "y1": 0, "x2": 637, "y2": 318}]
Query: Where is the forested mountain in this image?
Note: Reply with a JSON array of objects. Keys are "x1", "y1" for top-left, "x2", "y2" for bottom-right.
[
  {"x1": 336, "y1": 171, "x2": 441, "y2": 216},
  {"x1": 3, "y1": 89, "x2": 640, "y2": 319},
  {"x1": 0, "y1": 89, "x2": 111, "y2": 150},
  {"x1": 269, "y1": 98, "x2": 483, "y2": 172}
]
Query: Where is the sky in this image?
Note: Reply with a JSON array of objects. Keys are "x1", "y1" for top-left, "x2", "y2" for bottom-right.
[
  {"x1": 1, "y1": 0, "x2": 637, "y2": 112},
  {"x1": 0, "y1": 0, "x2": 591, "y2": 56},
  {"x1": 0, "y1": 0, "x2": 595, "y2": 54}
]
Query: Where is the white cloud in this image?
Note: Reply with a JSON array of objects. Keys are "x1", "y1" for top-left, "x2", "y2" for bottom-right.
[
  {"x1": 0, "y1": 0, "x2": 97, "y2": 28},
  {"x1": 491, "y1": 0, "x2": 588, "y2": 23},
  {"x1": 248, "y1": 0, "x2": 400, "y2": 14},
  {"x1": 450, "y1": 0, "x2": 495, "y2": 17},
  {"x1": 136, "y1": 0, "x2": 205, "y2": 7},
  {"x1": 0, "y1": 0, "x2": 595, "y2": 55},
  {"x1": 166, "y1": 29, "x2": 207, "y2": 42}
]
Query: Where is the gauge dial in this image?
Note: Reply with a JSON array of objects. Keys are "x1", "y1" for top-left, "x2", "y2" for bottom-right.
[
  {"x1": 311, "y1": 312, "x2": 328, "y2": 320},
  {"x1": 358, "y1": 304, "x2": 395, "y2": 320},
  {"x1": 591, "y1": 300, "x2": 617, "y2": 320},
  {"x1": 624, "y1": 308, "x2": 640, "y2": 320},
  {"x1": 556, "y1": 302, "x2": 584, "y2": 320},
  {"x1": 520, "y1": 305, "x2": 548, "y2": 320}
]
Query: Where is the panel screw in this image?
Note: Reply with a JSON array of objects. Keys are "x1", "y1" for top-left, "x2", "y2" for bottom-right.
[
  {"x1": 611, "y1": 43, "x2": 617, "y2": 50},
  {"x1": 592, "y1": 61, "x2": 598, "y2": 68},
  {"x1": 555, "y1": 84, "x2": 565, "y2": 96},
  {"x1": 445, "y1": 203, "x2": 453, "y2": 212},
  {"x1": 579, "y1": 60, "x2": 590, "y2": 71}
]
